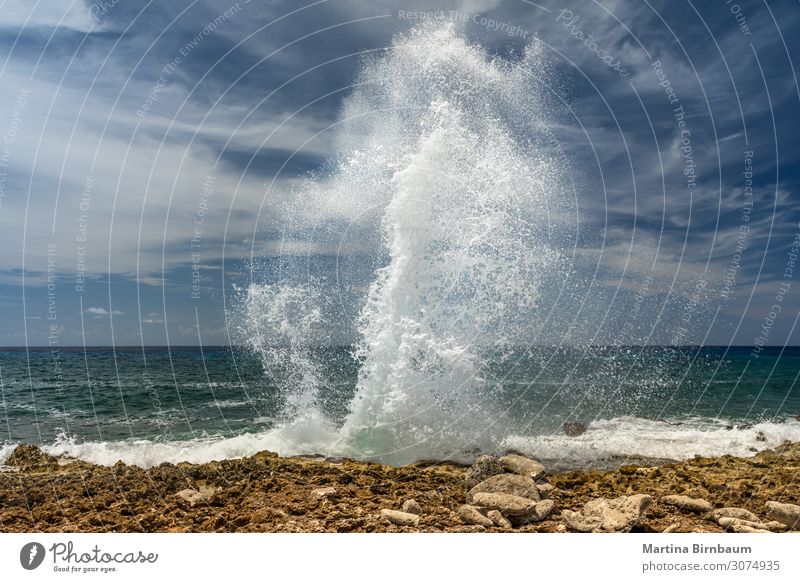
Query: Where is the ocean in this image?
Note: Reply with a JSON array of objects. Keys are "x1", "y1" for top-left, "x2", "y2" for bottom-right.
[{"x1": 1, "y1": 345, "x2": 799, "y2": 469}]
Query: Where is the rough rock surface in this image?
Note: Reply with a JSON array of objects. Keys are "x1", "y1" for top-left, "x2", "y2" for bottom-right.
[
  {"x1": 765, "y1": 501, "x2": 800, "y2": 530},
  {"x1": 1, "y1": 443, "x2": 800, "y2": 532},
  {"x1": 662, "y1": 495, "x2": 713, "y2": 514},
  {"x1": 487, "y1": 510, "x2": 512, "y2": 529},
  {"x1": 536, "y1": 484, "x2": 554, "y2": 499},
  {"x1": 562, "y1": 494, "x2": 652, "y2": 532},
  {"x1": 467, "y1": 474, "x2": 539, "y2": 503},
  {"x1": 401, "y1": 499, "x2": 422, "y2": 515},
  {"x1": 465, "y1": 455, "x2": 504, "y2": 489},
  {"x1": 711, "y1": 507, "x2": 760, "y2": 523},
  {"x1": 458, "y1": 505, "x2": 493, "y2": 528},
  {"x1": 472, "y1": 492, "x2": 537, "y2": 517},
  {"x1": 499, "y1": 454, "x2": 546, "y2": 480},
  {"x1": 563, "y1": 422, "x2": 587, "y2": 437},
  {"x1": 381, "y1": 509, "x2": 419, "y2": 527}
]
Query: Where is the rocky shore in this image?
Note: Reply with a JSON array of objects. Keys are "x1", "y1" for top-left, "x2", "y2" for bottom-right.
[{"x1": 1, "y1": 443, "x2": 799, "y2": 533}]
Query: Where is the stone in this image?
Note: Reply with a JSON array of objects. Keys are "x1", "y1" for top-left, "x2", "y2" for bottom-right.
[
  {"x1": 663, "y1": 495, "x2": 713, "y2": 513},
  {"x1": 472, "y1": 492, "x2": 537, "y2": 517},
  {"x1": 712, "y1": 507, "x2": 760, "y2": 524},
  {"x1": 562, "y1": 494, "x2": 652, "y2": 533},
  {"x1": 498, "y1": 454, "x2": 546, "y2": 480},
  {"x1": 380, "y1": 509, "x2": 419, "y2": 527},
  {"x1": 5, "y1": 444, "x2": 59, "y2": 470},
  {"x1": 563, "y1": 422, "x2": 587, "y2": 437},
  {"x1": 536, "y1": 483, "x2": 554, "y2": 499},
  {"x1": 534, "y1": 499, "x2": 555, "y2": 521},
  {"x1": 458, "y1": 505, "x2": 493, "y2": 528},
  {"x1": 718, "y1": 517, "x2": 768, "y2": 532},
  {"x1": 401, "y1": 499, "x2": 422, "y2": 515},
  {"x1": 310, "y1": 487, "x2": 337, "y2": 499},
  {"x1": 176, "y1": 488, "x2": 211, "y2": 507},
  {"x1": 662, "y1": 523, "x2": 681, "y2": 533},
  {"x1": 467, "y1": 473, "x2": 539, "y2": 503},
  {"x1": 765, "y1": 501, "x2": 800, "y2": 530},
  {"x1": 487, "y1": 510, "x2": 512, "y2": 529},
  {"x1": 465, "y1": 455, "x2": 504, "y2": 489},
  {"x1": 763, "y1": 520, "x2": 790, "y2": 533}
]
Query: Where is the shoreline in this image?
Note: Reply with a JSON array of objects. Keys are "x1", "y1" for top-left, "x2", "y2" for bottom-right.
[{"x1": 1, "y1": 442, "x2": 799, "y2": 532}]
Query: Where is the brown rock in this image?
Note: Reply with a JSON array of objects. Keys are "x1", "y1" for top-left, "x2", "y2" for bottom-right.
[
  {"x1": 5, "y1": 445, "x2": 58, "y2": 470},
  {"x1": 536, "y1": 483, "x2": 554, "y2": 499},
  {"x1": 310, "y1": 487, "x2": 337, "y2": 499},
  {"x1": 465, "y1": 455, "x2": 504, "y2": 489},
  {"x1": 487, "y1": 510, "x2": 512, "y2": 529}
]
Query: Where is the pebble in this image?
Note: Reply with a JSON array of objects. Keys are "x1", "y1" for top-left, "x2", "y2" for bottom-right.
[
  {"x1": 467, "y1": 473, "x2": 539, "y2": 503},
  {"x1": 458, "y1": 505, "x2": 493, "y2": 528},
  {"x1": 465, "y1": 455, "x2": 504, "y2": 489},
  {"x1": 402, "y1": 499, "x2": 422, "y2": 515},
  {"x1": 487, "y1": 510, "x2": 512, "y2": 529},
  {"x1": 310, "y1": 487, "x2": 337, "y2": 499},
  {"x1": 472, "y1": 492, "x2": 537, "y2": 517},
  {"x1": 765, "y1": 501, "x2": 800, "y2": 530},
  {"x1": 381, "y1": 509, "x2": 419, "y2": 527},
  {"x1": 498, "y1": 454, "x2": 546, "y2": 480},
  {"x1": 662, "y1": 495, "x2": 713, "y2": 514},
  {"x1": 711, "y1": 507, "x2": 760, "y2": 524}
]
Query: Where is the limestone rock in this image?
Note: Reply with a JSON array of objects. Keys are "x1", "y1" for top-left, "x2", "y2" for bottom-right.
[
  {"x1": 487, "y1": 510, "x2": 512, "y2": 529},
  {"x1": 718, "y1": 517, "x2": 768, "y2": 532},
  {"x1": 311, "y1": 487, "x2": 337, "y2": 499},
  {"x1": 465, "y1": 455, "x2": 504, "y2": 489},
  {"x1": 458, "y1": 505, "x2": 493, "y2": 528},
  {"x1": 176, "y1": 489, "x2": 211, "y2": 507},
  {"x1": 763, "y1": 520, "x2": 790, "y2": 533},
  {"x1": 381, "y1": 509, "x2": 419, "y2": 527},
  {"x1": 401, "y1": 499, "x2": 422, "y2": 515},
  {"x1": 499, "y1": 454, "x2": 546, "y2": 480},
  {"x1": 534, "y1": 499, "x2": 555, "y2": 521},
  {"x1": 5, "y1": 445, "x2": 59, "y2": 470},
  {"x1": 712, "y1": 507, "x2": 760, "y2": 524},
  {"x1": 472, "y1": 492, "x2": 537, "y2": 517},
  {"x1": 562, "y1": 494, "x2": 652, "y2": 533},
  {"x1": 663, "y1": 495, "x2": 713, "y2": 514},
  {"x1": 467, "y1": 473, "x2": 539, "y2": 503},
  {"x1": 765, "y1": 501, "x2": 800, "y2": 530},
  {"x1": 536, "y1": 483, "x2": 554, "y2": 499}
]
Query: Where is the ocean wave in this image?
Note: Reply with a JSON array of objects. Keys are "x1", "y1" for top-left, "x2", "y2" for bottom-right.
[{"x1": 3, "y1": 415, "x2": 798, "y2": 469}]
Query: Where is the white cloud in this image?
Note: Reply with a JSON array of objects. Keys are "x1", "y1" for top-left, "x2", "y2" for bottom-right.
[{"x1": 0, "y1": 0, "x2": 98, "y2": 33}]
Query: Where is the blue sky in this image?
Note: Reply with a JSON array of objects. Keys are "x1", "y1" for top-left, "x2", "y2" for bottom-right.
[{"x1": 0, "y1": 0, "x2": 799, "y2": 346}]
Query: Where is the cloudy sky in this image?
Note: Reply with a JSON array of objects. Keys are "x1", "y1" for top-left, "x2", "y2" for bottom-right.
[{"x1": 1, "y1": 0, "x2": 799, "y2": 346}]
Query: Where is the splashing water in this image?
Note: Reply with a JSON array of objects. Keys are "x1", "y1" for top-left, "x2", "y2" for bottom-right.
[{"x1": 237, "y1": 23, "x2": 571, "y2": 464}]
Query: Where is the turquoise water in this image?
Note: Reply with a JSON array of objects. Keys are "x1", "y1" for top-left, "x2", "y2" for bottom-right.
[{"x1": 1, "y1": 346, "x2": 799, "y2": 467}]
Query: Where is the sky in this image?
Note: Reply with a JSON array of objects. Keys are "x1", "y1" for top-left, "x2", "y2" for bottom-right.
[{"x1": 0, "y1": 0, "x2": 799, "y2": 347}]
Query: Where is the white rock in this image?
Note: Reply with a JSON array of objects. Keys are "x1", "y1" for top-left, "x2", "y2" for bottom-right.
[
  {"x1": 487, "y1": 510, "x2": 512, "y2": 529},
  {"x1": 311, "y1": 487, "x2": 337, "y2": 499},
  {"x1": 381, "y1": 509, "x2": 419, "y2": 527},
  {"x1": 562, "y1": 494, "x2": 652, "y2": 532},
  {"x1": 712, "y1": 507, "x2": 760, "y2": 524},
  {"x1": 499, "y1": 454, "x2": 546, "y2": 480},
  {"x1": 662, "y1": 495, "x2": 713, "y2": 513},
  {"x1": 765, "y1": 501, "x2": 800, "y2": 530},
  {"x1": 472, "y1": 492, "x2": 537, "y2": 517},
  {"x1": 402, "y1": 499, "x2": 422, "y2": 515},
  {"x1": 458, "y1": 505, "x2": 493, "y2": 528},
  {"x1": 467, "y1": 473, "x2": 539, "y2": 503}
]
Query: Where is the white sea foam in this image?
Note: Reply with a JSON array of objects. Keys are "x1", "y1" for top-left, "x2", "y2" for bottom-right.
[
  {"x1": 2, "y1": 416, "x2": 794, "y2": 469},
  {"x1": 234, "y1": 23, "x2": 574, "y2": 464}
]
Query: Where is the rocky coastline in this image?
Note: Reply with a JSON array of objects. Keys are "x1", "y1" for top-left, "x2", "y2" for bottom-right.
[{"x1": 1, "y1": 442, "x2": 799, "y2": 533}]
